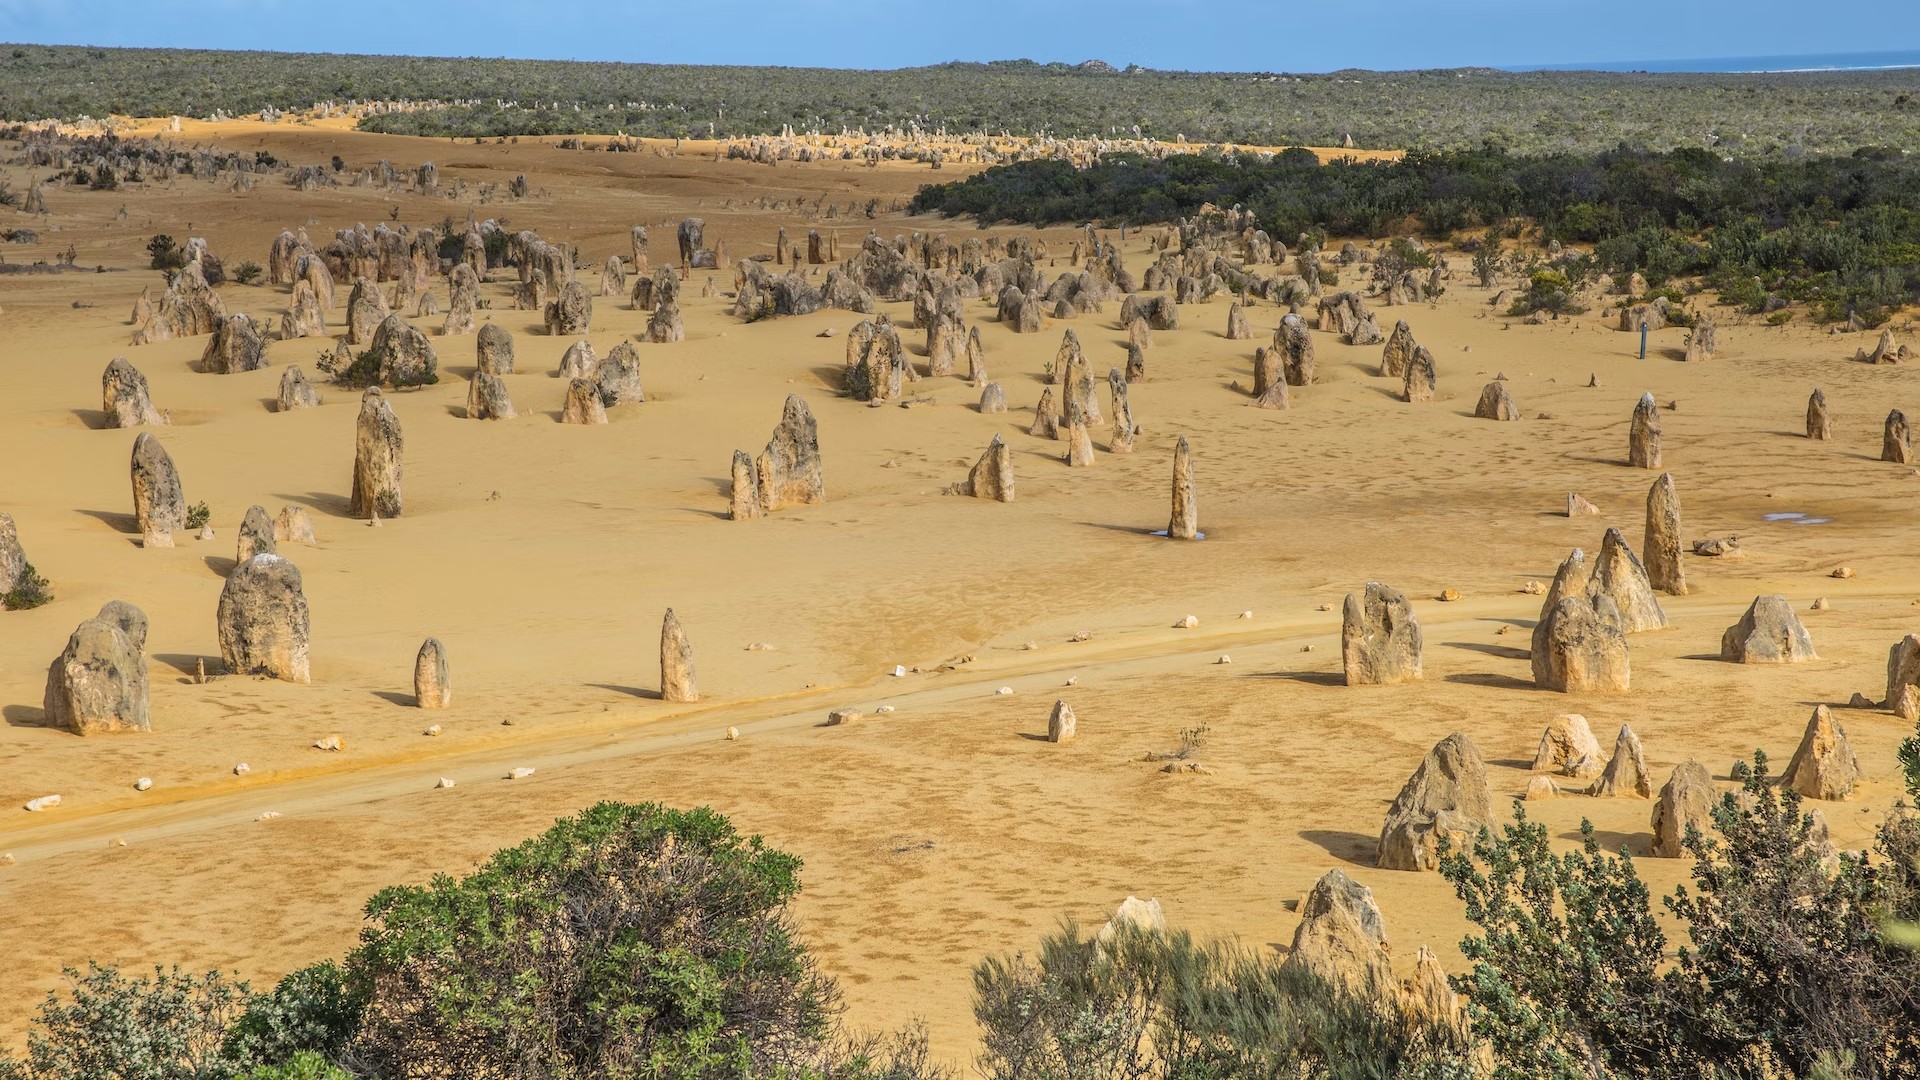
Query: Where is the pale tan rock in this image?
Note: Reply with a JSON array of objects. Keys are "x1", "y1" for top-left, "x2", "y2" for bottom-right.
[
  {"x1": 102, "y1": 358, "x2": 166, "y2": 428},
  {"x1": 1380, "y1": 319, "x2": 1416, "y2": 378},
  {"x1": 660, "y1": 608, "x2": 697, "y2": 703},
  {"x1": 1684, "y1": 315, "x2": 1716, "y2": 361},
  {"x1": 130, "y1": 432, "x2": 185, "y2": 548},
  {"x1": 558, "y1": 339, "x2": 597, "y2": 381},
  {"x1": 277, "y1": 366, "x2": 320, "y2": 412},
  {"x1": 1592, "y1": 724, "x2": 1652, "y2": 798},
  {"x1": 1642, "y1": 473, "x2": 1686, "y2": 596},
  {"x1": 561, "y1": 378, "x2": 607, "y2": 425},
  {"x1": 235, "y1": 505, "x2": 276, "y2": 564},
  {"x1": 1403, "y1": 345, "x2": 1436, "y2": 402},
  {"x1": 1889, "y1": 635, "x2": 1920, "y2": 720},
  {"x1": 1046, "y1": 700, "x2": 1077, "y2": 743},
  {"x1": 1377, "y1": 732, "x2": 1494, "y2": 871},
  {"x1": 1284, "y1": 869, "x2": 1394, "y2": 1000},
  {"x1": 729, "y1": 450, "x2": 762, "y2": 519},
  {"x1": 273, "y1": 506, "x2": 315, "y2": 544},
  {"x1": 217, "y1": 554, "x2": 310, "y2": 683},
  {"x1": 755, "y1": 395, "x2": 825, "y2": 510},
  {"x1": 1628, "y1": 392, "x2": 1661, "y2": 468},
  {"x1": 475, "y1": 323, "x2": 515, "y2": 375},
  {"x1": 43, "y1": 602, "x2": 151, "y2": 734},
  {"x1": 979, "y1": 382, "x2": 1007, "y2": 414},
  {"x1": 1806, "y1": 388, "x2": 1831, "y2": 440},
  {"x1": 1107, "y1": 369, "x2": 1136, "y2": 453},
  {"x1": 1533, "y1": 713, "x2": 1603, "y2": 778},
  {"x1": 466, "y1": 371, "x2": 515, "y2": 420},
  {"x1": 415, "y1": 637, "x2": 450, "y2": 709},
  {"x1": 1473, "y1": 380, "x2": 1518, "y2": 420},
  {"x1": 1650, "y1": 759, "x2": 1714, "y2": 857},
  {"x1": 350, "y1": 388, "x2": 403, "y2": 519},
  {"x1": 1590, "y1": 527, "x2": 1666, "y2": 634},
  {"x1": 1064, "y1": 388, "x2": 1096, "y2": 467},
  {"x1": 1721, "y1": 595, "x2": 1816, "y2": 664},
  {"x1": 1524, "y1": 776, "x2": 1561, "y2": 800},
  {"x1": 964, "y1": 434, "x2": 1014, "y2": 502},
  {"x1": 1342, "y1": 582, "x2": 1422, "y2": 686},
  {"x1": 1884, "y1": 409, "x2": 1912, "y2": 464},
  {"x1": 1567, "y1": 493, "x2": 1600, "y2": 516},
  {"x1": 1534, "y1": 593, "x2": 1630, "y2": 693},
  {"x1": 1782, "y1": 704, "x2": 1861, "y2": 800},
  {"x1": 1167, "y1": 435, "x2": 1197, "y2": 539}
]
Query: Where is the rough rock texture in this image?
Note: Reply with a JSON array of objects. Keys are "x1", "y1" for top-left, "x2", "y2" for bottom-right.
[
  {"x1": 1473, "y1": 380, "x2": 1516, "y2": 420},
  {"x1": 1890, "y1": 635, "x2": 1920, "y2": 721},
  {"x1": 1592, "y1": 724, "x2": 1652, "y2": 798},
  {"x1": 0, "y1": 512, "x2": 28, "y2": 597},
  {"x1": 1720, "y1": 595, "x2": 1816, "y2": 664},
  {"x1": 1108, "y1": 369, "x2": 1136, "y2": 452},
  {"x1": 1377, "y1": 732, "x2": 1494, "y2": 871},
  {"x1": 755, "y1": 395, "x2": 825, "y2": 511},
  {"x1": 1047, "y1": 700, "x2": 1077, "y2": 743},
  {"x1": 545, "y1": 280, "x2": 594, "y2": 336},
  {"x1": 1807, "y1": 388, "x2": 1832, "y2": 440},
  {"x1": 43, "y1": 602, "x2": 151, "y2": 734},
  {"x1": 646, "y1": 301, "x2": 686, "y2": 344},
  {"x1": 729, "y1": 450, "x2": 762, "y2": 519},
  {"x1": 1643, "y1": 473, "x2": 1687, "y2": 596},
  {"x1": 1651, "y1": 760, "x2": 1713, "y2": 857},
  {"x1": 466, "y1": 371, "x2": 516, "y2": 420},
  {"x1": 966, "y1": 326, "x2": 987, "y2": 386},
  {"x1": 1533, "y1": 713, "x2": 1604, "y2": 778},
  {"x1": 1685, "y1": 315, "x2": 1717, "y2": 361},
  {"x1": 594, "y1": 342, "x2": 646, "y2": 406},
  {"x1": 217, "y1": 554, "x2": 311, "y2": 683},
  {"x1": 1284, "y1": 869, "x2": 1394, "y2": 1000},
  {"x1": 1279, "y1": 314, "x2": 1315, "y2": 386},
  {"x1": 415, "y1": 637, "x2": 450, "y2": 709},
  {"x1": 282, "y1": 280, "x2": 327, "y2": 340},
  {"x1": 1782, "y1": 704, "x2": 1862, "y2": 800},
  {"x1": 1380, "y1": 320, "x2": 1416, "y2": 378},
  {"x1": 1591, "y1": 527, "x2": 1667, "y2": 634},
  {"x1": 658, "y1": 607, "x2": 698, "y2": 703},
  {"x1": 979, "y1": 382, "x2": 1007, "y2": 414},
  {"x1": 277, "y1": 366, "x2": 320, "y2": 412},
  {"x1": 1628, "y1": 392, "x2": 1662, "y2": 468},
  {"x1": 235, "y1": 504, "x2": 277, "y2": 564},
  {"x1": 347, "y1": 277, "x2": 389, "y2": 345},
  {"x1": 1568, "y1": 493, "x2": 1600, "y2": 516},
  {"x1": 558, "y1": 340, "x2": 597, "y2": 381},
  {"x1": 102, "y1": 357, "x2": 166, "y2": 428},
  {"x1": 1884, "y1": 409, "x2": 1912, "y2": 464},
  {"x1": 369, "y1": 313, "x2": 438, "y2": 387},
  {"x1": 1225, "y1": 303, "x2": 1251, "y2": 341},
  {"x1": 1167, "y1": 436, "x2": 1197, "y2": 538},
  {"x1": 201, "y1": 314, "x2": 266, "y2": 374},
  {"x1": 1064, "y1": 389, "x2": 1096, "y2": 467},
  {"x1": 475, "y1": 324, "x2": 515, "y2": 375},
  {"x1": 274, "y1": 506, "x2": 315, "y2": 544},
  {"x1": 965, "y1": 434, "x2": 1014, "y2": 502},
  {"x1": 1403, "y1": 345, "x2": 1437, "y2": 403},
  {"x1": 130, "y1": 432, "x2": 185, "y2": 548},
  {"x1": 350, "y1": 388, "x2": 404, "y2": 519},
  {"x1": 561, "y1": 378, "x2": 608, "y2": 425},
  {"x1": 1534, "y1": 594, "x2": 1631, "y2": 693},
  {"x1": 1029, "y1": 388, "x2": 1059, "y2": 439},
  {"x1": 1342, "y1": 582, "x2": 1423, "y2": 686}
]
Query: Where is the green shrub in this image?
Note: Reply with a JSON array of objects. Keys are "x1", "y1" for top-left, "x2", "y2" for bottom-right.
[
  {"x1": 232, "y1": 261, "x2": 263, "y2": 286},
  {"x1": 222, "y1": 963, "x2": 363, "y2": 1070},
  {"x1": 146, "y1": 234, "x2": 183, "y2": 271},
  {"x1": 1767, "y1": 309, "x2": 1794, "y2": 325},
  {"x1": 185, "y1": 502, "x2": 210, "y2": 530},
  {"x1": 238, "y1": 1053, "x2": 347, "y2": 1080},
  {"x1": 3, "y1": 562, "x2": 52, "y2": 610},
  {"x1": 0, "y1": 964, "x2": 249, "y2": 1080},
  {"x1": 1316, "y1": 266, "x2": 1340, "y2": 287}
]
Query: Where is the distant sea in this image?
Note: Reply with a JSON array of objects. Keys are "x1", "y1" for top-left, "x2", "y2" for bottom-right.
[{"x1": 1511, "y1": 49, "x2": 1920, "y2": 73}]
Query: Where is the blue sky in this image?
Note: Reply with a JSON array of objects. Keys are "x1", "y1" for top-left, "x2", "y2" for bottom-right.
[{"x1": 1, "y1": 0, "x2": 1917, "y2": 72}]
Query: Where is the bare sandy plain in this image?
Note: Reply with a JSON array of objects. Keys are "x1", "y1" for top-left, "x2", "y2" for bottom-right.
[{"x1": 1, "y1": 119, "x2": 1918, "y2": 1067}]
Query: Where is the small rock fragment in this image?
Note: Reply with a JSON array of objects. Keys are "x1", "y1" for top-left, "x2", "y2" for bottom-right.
[
  {"x1": 436, "y1": 777, "x2": 456, "y2": 789},
  {"x1": 24, "y1": 795, "x2": 62, "y2": 812},
  {"x1": 507, "y1": 767, "x2": 536, "y2": 780},
  {"x1": 827, "y1": 708, "x2": 863, "y2": 726},
  {"x1": 312, "y1": 734, "x2": 344, "y2": 752},
  {"x1": 134, "y1": 777, "x2": 152, "y2": 791},
  {"x1": 725, "y1": 726, "x2": 739, "y2": 740}
]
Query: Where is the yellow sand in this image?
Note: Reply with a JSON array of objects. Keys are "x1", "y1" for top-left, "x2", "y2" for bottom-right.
[{"x1": 0, "y1": 122, "x2": 1915, "y2": 1066}]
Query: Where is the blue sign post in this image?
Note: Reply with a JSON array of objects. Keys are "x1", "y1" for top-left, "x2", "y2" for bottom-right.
[{"x1": 1639, "y1": 320, "x2": 1649, "y2": 360}]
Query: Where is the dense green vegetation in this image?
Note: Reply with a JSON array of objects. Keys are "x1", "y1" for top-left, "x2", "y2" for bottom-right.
[
  {"x1": 912, "y1": 146, "x2": 1920, "y2": 323},
  {"x1": 2, "y1": 45, "x2": 1918, "y2": 154}
]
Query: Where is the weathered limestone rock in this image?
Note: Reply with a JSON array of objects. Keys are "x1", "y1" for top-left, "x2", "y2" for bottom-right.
[
  {"x1": 1642, "y1": 473, "x2": 1687, "y2": 596},
  {"x1": 277, "y1": 366, "x2": 320, "y2": 412},
  {"x1": 926, "y1": 314, "x2": 963, "y2": 376},
  {"x1": 558, "y1": 340, "x2": 597, "y2": 381},
  {"x1": 1628, "y1": 392, "x2": 1661, "y2": 468},
  {"x1": 282, "y1": 281, "x2": 327, "y2": 339},
  {"x1": 646, "y1": 301, "x2": 686, "y2": 343},
  {"x1": 755, "y1": 395, "x2": 825, "y2": 511},
  {"x1": 201, "y1": 313, "x2": 266, "y2": 374},
  {"x1": 594, "y1": 342, "x2": 646, "y2": 406},
  {"x1": 1348, "y1": 309, "x2": 1383, "y2": 346},
  {"x1": 442, "y1": 280, "x2": 479, "y2": 336},
  {"x1": 1720, "y1": 595, "x2": 1816, "y2": 664},
  {"x1": 347, "y1": 277, "x2": 389, "y2": 345},
  {"x1": 1029, "y1": 387, "x2": 1059, "y2": 439},
  {"x1": 600, "y1": 254, "x2": 626, "y2": 297},
  {"x1": 1473, "y1": 380, "x2": 1516, "y2": 420},
  {"x1": 1377, "y1": 732, "x2": 1494, "y2": 871},
  {"x1": 1279, "y1": 314, "x2": 1314, "y2": 386},
  {"x1": 1167, "y1": 435, "x2": 1197, "y2": 539},
  {"x1": 1342, "y1": 582, "x2": 1423, "y2": 686},
  {"x1": 1108, "y1": 369, "x2": 1136, "y2": 453},
  {"x1": 964, "y1": 434, "x2": 1014, "y2": 502},
  {"x1": 235, "y1": 504, "x2": 276, "y2": 564},
  {"x1": 274, "y1": 506, "x2": 315, "y2": 544},
  {"x1": 1125, "y1": 342, "x2": 1147, "y2": 384},
  {"x1": 217, "y1": 554, "x2": 311, "y2": 683},
  {"x1": 415, "y1": 637, "x2": 450, "y2": 709},
  {"x1": 1782, "y1": 704, "x2": 1861, "y2": 800},
  {"x1": 1534, "y1": 594, "x2": 1630, "y2": 693},
  {"x1": 1568, "y1": 493, "x2": 1600, "y2": 516},
  {"x1": 561, "y1": 378, "x2": 607, "y2": 425},
  {"x1": 1884, "y1": 409, "x2": 1912, "y2": 464},
  {"x1": 475, "y1": 323, "x2": 515, "y2": 375},
  {"x1": 1097, "y1": 896, "x2": 1166, "y2": 945},
  {"x1": 1380, "y1": 319, "x2": 1415, "y2": 378},
  {"x1": 43, "y1": 602, "x2": 151, "y2": 734},
  {"x1": 1890, "y1": 635, "x2": 1920, "y2": 720},
  {"x1": 466, "y1": 371, "x2": 516, "y2": 420},
  {"x1": 1284, "y1": 869, "x2": 1394, "y2": 1000},
  {"x1": 1590, "y1": 527, "x2": 1667, "y2": 634},
  {"x1": 1225, "y1": 302, "x2": 1250, "y2": 340},
  {"x1": 1684, "y1": 315, "x2": 1717, "y2": 361},
  {"x1": 1859, "y1": 327, "x2": 1902, "y2": 364},
  {"x1": 966, "y1": 326, "x2": 987, "y2": 386},
  {"x1": 1403, "y1": 946, "x2": 1469, "y2": 1041},
  {"x1": 1806, "y1": 388, "x2": 1831, "y2": 440},
  {"x1": 350, "y1": 388, "x2": 403, "y2": 519},
  {"x1": 1047, "y1": 700, "x2": 1077, "y2": 743},
  {"x1": 1403, "y1": 345, "x2": 1437, "y2": 403},
  {"x1": 1533, "y1": 713, "x2": 1604, "y2": 778},
  {"x1": 0, "y1": 513, "x2": 28, "y2": 598},
  {"x1": 369, "y1": 313, "x2": 438, "y2": 387},
  {"x1": 102, "y1": 357, "x2": 165, "y2": 428},
  {"x1": 545, "y1": 280, "x2": 593, "y2": 336},
  {"x1": 979, "y1": 382, "x2": 1007, "y2": 414},
  {"x1": 729, "y1": 451, "x2": 762, "y2": 519},
  {"x1": 1064, "y1": 388, "x2": 1095, "y2": 467},
  {"x1": 1650, "y1": 760, "x2": 1713, "y2": 857},
  {"x1": 269, "y1": 230, "x2": 303, "y2": 286},
  {"x1": 1592, "y1": 724, "x2": 1652, "y2": 798},
  {"x1": 660, "y1": 608, "x2": 697, "y2": 702},
  {"x1": 130, "y1": 432, "x2": 185, "y2": 548},
  {"x1": 677, "y1": 218, "x2": 704, "y2": 266}
]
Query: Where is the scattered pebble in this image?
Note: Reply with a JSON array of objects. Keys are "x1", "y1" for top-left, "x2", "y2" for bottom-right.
[
  {"x1": 1831, "y1": 567, "x2": 1856, "y2": 579},
  {"x1": 1176, "y1": 615, "x2": 1198, "y2": 629},
  {"x1": 257, "y1": 811, "x2": 281, "y2": 821},
  {"x1": 507, "y1": 767, "x2": 536, "y2": 780},
  {"x1": 875, "y1": 704, "x2": 896, "y2": 714},
  {"x1": 197, "y1": 526, "x2": 216, "y2": 540},
  {"x1": 312, "y1": 734, "x2": 344, "y2": 752},
  {"x1": 1070, "y1": 630, "x2": 1091, "y2": 642},
  {"x1": 995, "y1": 686, "x2": 1013, "y2": 696},
  {"x1": 232, "y1": 763, "x2": 250, "y2": 776},
  {"x1": 746, "y1": 642, "x2": 775, "y2": 651},
  {"x1": 1302, "y1": 644, "x2": 1316, "y2": 652},
  {"x1": 1065, "y1": 675, "x2": 1078, "y2": 686},
  {"x1": 1216, "y1": 654, "x2": 1232, "y2": 665},
  {"x1": 1023, "y1": 641, "x2": 1039, "y2": 650},
  {"x1": 1811, "y1": 598, "x2": 1830, "y2": 611},
  {"x1": 1315, "y1": 603, "x2": 1334, "y2": 612},
  {"x1": 725, "y1": 726, "x2": 740, "y2": 741},
  {"x1": 1496, "y1": 625, "x2": 1512, "y2": 635},
  {"x1": 436, "y1": 777, "x2": 456, "y2": 789},
  {"x1": 1239, "y1": 610, "x2": 1253, "y2": 620},
  {"x1": 110, "y1": 837, "x2": 126, "y2": 847},
  {"x1": 23, "y1": 795, "x2": 61, "y2": 812},
  {"x1": 1437, "y1": 589, "x2": 1461, "y2": 602},
  {"x1": 424, "y1": 724, "x2": 441, "y2": 736},
  {"x1": 826, "y1": 708, "x2": 862, "y2": 726},
  {"x1": 1521, "y1": 581, "x2": 1546, "y2": 595},
  {"x1": 134, "y1": 777, "x2": 152, "y2": 792},
  {"x1": 891, "y1": 664, "x2": 907, "y2": 677},
  {"x1": 501, "y1": 717, "x2": 515, "y2": 726},
  {"x1": 0, "y1": 853, "x2": 12, "y2": 867}
]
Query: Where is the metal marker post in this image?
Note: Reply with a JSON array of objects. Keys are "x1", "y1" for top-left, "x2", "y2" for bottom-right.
[{"x1": 1639, "y1": 321, "x2": 1648, "y2": 360}]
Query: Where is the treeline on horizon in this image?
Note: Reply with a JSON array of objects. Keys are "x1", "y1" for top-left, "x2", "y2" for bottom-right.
[
  {"x1": 2, "y1": 43, "x2": 1919, "y2": 154},
  {"x1": 911, "y1": 145, "x2": 1920, "y2": 323}
]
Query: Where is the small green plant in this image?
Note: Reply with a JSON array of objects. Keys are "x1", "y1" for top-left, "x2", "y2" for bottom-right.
[
  {"x1": 1767, "y1": 309, "x2": 1795, "y2": 325},
  {"x1": 145, "y1": 234, "x2": 184, "y2": 271},
  {"x1": 232, "y1": 261, "x2": 263, "y2": 286},
  {"x1": 1040, "y1": 358, "x2": 1057, "y2": 383},
  {"x1": 185, "y1": 502, "x2": 211, "y2": 530},
  {"x1": 1316, "y1": 266, "x2": 1340, "y2": 287},
  {"x1": 2, "y1": 562, "x2": 52, "y2": 610},
  {"x1": 1177, "y1": 723, "x2": 1210, "y2": 758}
]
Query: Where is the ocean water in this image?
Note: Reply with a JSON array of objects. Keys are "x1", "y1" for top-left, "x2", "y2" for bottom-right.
[{"x1": 1513, "y1": 49, "x2": 1920, "y2": 74}]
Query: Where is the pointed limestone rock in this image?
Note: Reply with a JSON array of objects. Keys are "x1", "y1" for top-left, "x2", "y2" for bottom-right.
[
  {"x1": 1284, "y1": 869, "x2": 1394, "y2": 1000},
  {"x1": 979, "y1": 382, "x2": 1007, "y2": 414},
  {"x1": 1628, "y1": 392, "x2": 1661, "y2": 468},
  {"x1": 1641, "y1": 473, "x2": 1687, "y2": 596},
  {"x1": 1889, "y1": 635, "x2": 1920, "y2": 720},
  {"x1": 1167, "y1": 435, "x2": 1197, "y2": 538},
  {"x1": 1341, "y1": 582, "x2": 1423, "y2": 686},
  {"x1": 1533, "y1": 713, "x2": 1603, "y2": 778},
  {"x1": 558, "y1": 340, "x2": 598, "y2": 381},
  {"x1": 1782, "y1": 704, "x2": 1861, "y2": 800},
  {"x1": 1567, "y1": 493, "x2": 1600, "y2": 516},
  {"x1": 561, "y1": 378, "x2": 607, "y2": 425},
  {"x1": 756, "y1": 395, "x2": 825, "y2": 511},
  {"x1": 130, "y1": 432, "x2": 185, "y2": 548},
  {"x1": 217, "y1": 554, "x2": 311, "y2": 683},
  {"x1": 1063, "y1": 389, "x2": 1095, "y2": 467},
  {"x1": 1473, "y1": 380, "x2": 1517, "y2": 420},
  {"x1": 43, "y1": 602, "x2": 151, "y2": 734},
  {"x1": 414, "y1": 637, "x2": 450, "y2": 709},
  {"x1": 475, "y1": 323, "x2": 515, "y2": 375},
  {"x1": 1806, "y1": 388, "x2": 1831, "y2": 440},
  {"x1": 1650, "y1": 760, "x2": 1714, "y2": 857},
  {"x1": 1403, "y1": 345, "x2": 1437, "y2": 403},
  {"x1": 1225, "y1": 302, "x2": 1250, "y2": 340},
  {"x1": 1884, "y1": 409, "x2": 1912, "y2": 464},
  {"x1": 350, "y1": 388, "x2": 403, "y2": 519},
  {"x1": 1720, "y1": 595, "x2": 1816, "y2": 664},
  {"x1": 1029, "y1": 387, "x2": 1059, "y2": 439},
  {"x1": 466, "y1": 371, "x2": 515, "y2": 420},
  {"x1": 1380, "y1": 319, "x2": 1415, "y2": 378},
  {"x1": 0, "y1": 513, "x2": 28, "y2": 597},
  {"x1": 1592, "y1": 724, "x2": 1652, "y2": 798},
  {"x1": 965, "y1": 434, "x2": 1014, "y2": 502},
  {"x1": 102, "y1": 358, "x2": 166, "y2": 428},
  {"x1": 1534, "y1": 594, "x2": 1630, "y2": 693},
  {"x1": 594, "y1": 342, "x2": 645, "y2": 406},
  {"x1": 235, "y1": 505, "x2": 276, "y2": 564},
  {"x1": 730, "y1": 450, "x2": 763, "y2": 519},
  {"x1": 1377, "y1": 732, "x2": 1494, "y2": 871},
  {"x1": 659, "y1": 608, "x2": 698, "y2": 702},
  {"x1": 274, "y1": 506, "x2": 315, "y2": 544},
  {"x1": 1107, "y1": 369, "x2": 1136, "y2": 453},
  {"x1": 1280, "y1": 313, "x2": 1315, "y2": 386},
  {"x1": 1046, "y1": 700, "x2": 1077, "y2": 743},
  {"x1": 1590, "y1": 527, "x2": 1666, "y2": 633},
  {"x1": 278, "y1": 366, "x2": 320, "y2": 412}
]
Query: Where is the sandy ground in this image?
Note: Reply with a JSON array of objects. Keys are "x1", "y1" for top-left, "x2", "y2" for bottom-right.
[{"x1": 1, "y1": 121, "x2": 1917, "y2": 1068}]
